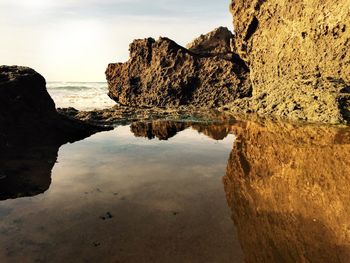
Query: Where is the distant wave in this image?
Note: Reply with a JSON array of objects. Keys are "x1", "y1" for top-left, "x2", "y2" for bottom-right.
[
  {"x1": 47, "y1": 86, "x2": 95, "y2": 91},
  {"x1": 46, "y1": 82, "x2": 115, "y2": 110},
  {"x1": 47, "y1": 82, "x2": 107, "y2": 89}
]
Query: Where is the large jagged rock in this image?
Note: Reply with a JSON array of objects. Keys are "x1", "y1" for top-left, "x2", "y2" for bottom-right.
[
  {"x1": 228, "y1": 0, "x2": 350, "y2": 124},
  {"x1": 224, "y1": 120, "x2": 350, "y2": 262},
  {"x1": 106, "y1": 29, "x2": 251, "y2": 108}
]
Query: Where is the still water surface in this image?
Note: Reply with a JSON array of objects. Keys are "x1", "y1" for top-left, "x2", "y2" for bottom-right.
[{"x1": 0, "y1": 120, "x2": 349, "y2": 263}]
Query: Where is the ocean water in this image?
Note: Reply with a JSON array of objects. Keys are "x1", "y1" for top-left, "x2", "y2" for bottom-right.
[{"x1": 47, "y1": 82, "x2": 116, "y2": 111}]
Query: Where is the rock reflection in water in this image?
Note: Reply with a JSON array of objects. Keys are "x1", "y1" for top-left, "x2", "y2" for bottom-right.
[
  {"x1": 0, "y1": 119, "x2": 234, "y2": 201},
  {"x1": 224, "y1": 121, "x2": 350, "y2": 263},
  {"x1": 2, "y1": 118, "x2": 350, "y2": 262},
  {"x1": 0, "y1": 127, "x2": 104, "y2": 201},
  {"x1": 130, "y1": 121, "x2": 191, "y2": 140},
  {"x1": 0, "y1": 121, "x2": 241, "y2": 263},
  {"x1": 130, "y1": 120, "x2": 236, "y2": 141},
  {"x1": 0, "y1": 146, "x2": 57, "y2": 201}
]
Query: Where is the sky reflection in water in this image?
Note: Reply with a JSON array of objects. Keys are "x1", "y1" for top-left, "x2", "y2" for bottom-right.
[{"x1": 0, "y1": 124, "x2": 242, "y2": 263}]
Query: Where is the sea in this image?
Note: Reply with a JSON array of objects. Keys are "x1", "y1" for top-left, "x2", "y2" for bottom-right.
[{"x1": 46, "y1": 82, "x2": 116, "y2": 111}]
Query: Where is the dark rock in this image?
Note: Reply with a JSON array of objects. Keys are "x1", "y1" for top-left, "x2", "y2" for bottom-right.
[
  {"x1": 0, "y1": 66, "x2": 111, "y2": 200},
  {"x1": 0, "y1": 66, "x2": 111, "y2": 150},
  {"x1": 100, "y1": 212, "x2": 113, "y2": 220}
]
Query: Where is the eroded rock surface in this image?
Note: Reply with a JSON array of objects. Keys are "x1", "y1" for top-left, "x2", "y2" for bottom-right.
[
  {"x1": 224, "y1": 120, "x2": 350, "y2": 262},
  {"x1": 106, "y1": 28, "x2": 251, "y2": 108},
  {"x1": 229, "y1": 0, "x2": 350, "y2": 124},
  {"x1": 186, "y1": 27, "x2": 234, "y2": 57}
]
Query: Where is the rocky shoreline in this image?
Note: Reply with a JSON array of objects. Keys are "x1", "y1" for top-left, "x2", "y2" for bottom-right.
[
  {"x1": 1, "y1": 0, "x2": 350, "y2": 141},
  {"x1": 103, "y1": 1, "x2": 350, "y2": 125}
]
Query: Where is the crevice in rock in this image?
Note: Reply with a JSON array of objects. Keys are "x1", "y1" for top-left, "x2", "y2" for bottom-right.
[
  {"x1": 338, "y1": 93, "x2": 350, "y2": 123},
  {"x1": 254, "y1": 0, "x2": 267, "y2": 11},
  {"x1": 244, "y1": 16, "x2": 259, "y2": 42},
  {"x1": 232, "y1": 53, "x2": 250, "y2": 72}
]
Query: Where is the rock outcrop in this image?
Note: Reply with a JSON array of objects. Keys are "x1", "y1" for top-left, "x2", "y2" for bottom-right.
[
  {"x1": 224, "y1": 120, "x2": 350, "y2": 262},
  {"x1": 229, "y1": 0, "x2": 350, "y2": 124},
  {"x1": 0, "y1": 66, "x2": 111, "y2": 200},
  {"x1": 0, "y1": 66, "x2": 110, "y2": 149},
  {"x1": 106, "y1": 27, "x2": 251, "y2": 108}
]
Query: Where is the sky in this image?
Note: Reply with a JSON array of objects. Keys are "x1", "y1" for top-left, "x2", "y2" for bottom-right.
[{"x1": 0, "y1": 0, "x2": 233, "y2": 82}]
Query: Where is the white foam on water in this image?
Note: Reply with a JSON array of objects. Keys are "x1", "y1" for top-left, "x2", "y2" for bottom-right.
[{"x1": 47, "y1": 82, "x2": 116, "y2": 111}]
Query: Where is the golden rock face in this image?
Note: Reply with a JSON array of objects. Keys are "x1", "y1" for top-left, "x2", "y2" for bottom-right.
[
  {"x1": 229, "y1": 0, "x2": 350, "y2": 124},
  {"x1": 224, "y1": 121, "x2": 350, "y2": 262},
  {"x1": 106, "y1": 36, "x2": 251, "y2": 108}
]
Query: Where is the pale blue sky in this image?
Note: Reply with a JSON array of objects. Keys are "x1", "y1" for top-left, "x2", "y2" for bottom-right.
[{"x1": 0, "y1": 0, "x2": 232, "y2": 81}]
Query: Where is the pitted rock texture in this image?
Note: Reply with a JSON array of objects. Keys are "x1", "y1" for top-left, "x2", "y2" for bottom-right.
[
  {"x1": 106, "y1": 32, "x2": 251, "y2": 108},
  {"x1": 229, "y1": 0, "x2": 350, "y2": 124},
  {"x1": 186, "y1": 27, "x2": 234, "y2": 57}
]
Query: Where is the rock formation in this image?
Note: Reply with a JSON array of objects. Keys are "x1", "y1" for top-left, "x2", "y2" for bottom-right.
[
  {"x1": 106, "y1": 27, "x2": 251, "y2": 108},
  {"x1": 229, "y1": 0, "x2": 350, "y2": 124},
  {"x1": 0, "y1": 66, "x2": 110, "y2": 149},
  {"x1": 0, "y1": 66, "x2": 111, "y2": 200},
  {"x1": 223, "y1": 120, "x2": 350, "y2": 262},
  {"x1": 105, "y1": 2, "x2": 350, "y2": 124}
]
